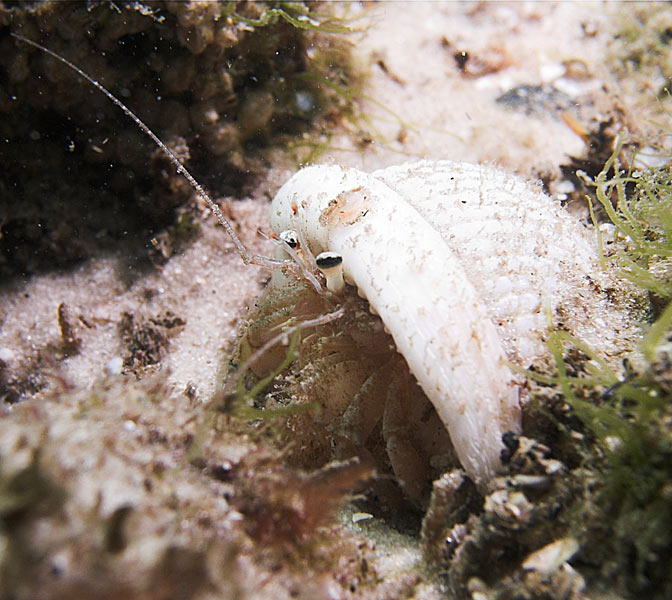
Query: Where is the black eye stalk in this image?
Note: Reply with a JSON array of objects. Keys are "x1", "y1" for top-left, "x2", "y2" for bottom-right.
[{"x1": 315, "y1": 252, "x2": 345, "y2": 294}]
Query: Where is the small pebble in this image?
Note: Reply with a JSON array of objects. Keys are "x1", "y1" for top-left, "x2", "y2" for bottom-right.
[{"x1": 105, "y1": 356, "x2": 124, "y2": 375}]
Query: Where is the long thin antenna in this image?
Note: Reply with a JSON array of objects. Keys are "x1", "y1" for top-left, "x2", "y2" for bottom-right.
[{"x1": 11, "y1": 32, "x2": 283, "y2": 269}]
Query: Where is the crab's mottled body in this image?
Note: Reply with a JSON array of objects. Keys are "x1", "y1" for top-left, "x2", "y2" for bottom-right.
[{"x1": 269, "y1": 160, "x2": 637, "y2": 489}]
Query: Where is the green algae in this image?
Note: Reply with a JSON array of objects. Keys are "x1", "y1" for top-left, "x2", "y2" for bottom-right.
[{"x1": 534, "y1": 142, "x2": 672, "y2": 598}]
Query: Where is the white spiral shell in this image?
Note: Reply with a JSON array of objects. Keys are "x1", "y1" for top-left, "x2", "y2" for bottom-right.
[{"x1": 269, "y1": 159, "x2": 624, "y2": 486}]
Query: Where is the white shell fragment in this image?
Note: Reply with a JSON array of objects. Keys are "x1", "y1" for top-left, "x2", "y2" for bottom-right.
[
  {"x1": 522, "y1": 537, "x2": 580, "y2": 574},
  {"x1": 269, "y1": 159, "x2": 635, "y2": 487}
]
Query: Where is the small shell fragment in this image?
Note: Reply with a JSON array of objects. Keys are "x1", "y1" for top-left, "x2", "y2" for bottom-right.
[
  {"x1": 522, "y1": 537, "x2": 580, "y2": 574},
  {"x1": 352, "y1": 512, "x2": 374, "y2": 523}
]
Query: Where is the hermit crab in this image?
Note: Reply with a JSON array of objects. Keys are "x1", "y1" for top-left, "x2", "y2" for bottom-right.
[{"x1": 231, "y1": 160, "x2": 639, "y2": 505}]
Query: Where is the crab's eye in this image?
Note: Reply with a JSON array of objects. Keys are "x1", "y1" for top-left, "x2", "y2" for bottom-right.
[
  {"x1": 279, "y1": 229, "x2": 300, "y2": 249},
  {"x1": 316, "y1": 251, "x2": 345, "y2": 294},
  {"x1": 315, "y1": 252, "x2": 343, "y2": 269}
]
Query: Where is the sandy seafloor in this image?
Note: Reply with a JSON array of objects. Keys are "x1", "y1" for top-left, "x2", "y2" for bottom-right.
[{"x1": 0, "y1": 2, "x2": 666, "y2": 599}]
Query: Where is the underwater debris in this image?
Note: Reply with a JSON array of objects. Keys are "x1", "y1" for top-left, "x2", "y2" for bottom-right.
[
  {"x1": 120, "y1": 310, "x2": 186, "y2": 373},
  {"x1": 608, "y1": 3, "x2": 672, "y2": 100},
  {"x1": 232, "y1": 453, "x2": 374, "y2": 551},
  {"x1": 496, "y1": 84, "x2": 574, "y2": 118}
]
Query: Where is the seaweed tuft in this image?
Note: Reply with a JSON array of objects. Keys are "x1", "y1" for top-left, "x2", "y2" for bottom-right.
[
  {"x1": 539, "y1": 143, "x2": 672, "y2": 598},
  {"x1": 608, "y1": 3, "x2": 672, "y2": 100}
]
